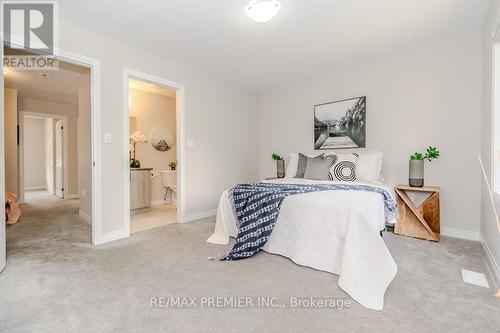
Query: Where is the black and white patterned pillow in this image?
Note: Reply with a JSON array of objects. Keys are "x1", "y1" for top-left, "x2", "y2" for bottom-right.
[{"x1": 325, "y1": 153, "x2": 359, "y2": 182}]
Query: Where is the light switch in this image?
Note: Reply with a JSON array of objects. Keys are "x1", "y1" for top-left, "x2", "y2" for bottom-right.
[
  {"x1": 187, "y1": 139, "x2": 195, "y2": 148},
  {"x1": 104, "y1": 132, "x2": 112, "y2": 144}
]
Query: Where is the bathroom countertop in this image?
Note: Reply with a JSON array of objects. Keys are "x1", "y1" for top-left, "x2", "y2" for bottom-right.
[{"x1": 130, "y1": 167, "x2": 153, "y2": 171}]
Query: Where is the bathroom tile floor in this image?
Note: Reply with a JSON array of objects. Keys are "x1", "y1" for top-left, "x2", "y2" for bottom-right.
[{"x1": 131, "y1": 203, "x2": 177, "y2": 233}]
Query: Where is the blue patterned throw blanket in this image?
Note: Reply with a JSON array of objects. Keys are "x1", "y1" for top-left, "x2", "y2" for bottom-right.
[{"x1": 214, "y1": 182, "x2": 396, "y2": 261}]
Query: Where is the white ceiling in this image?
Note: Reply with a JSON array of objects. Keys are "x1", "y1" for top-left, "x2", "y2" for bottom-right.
[
  {"x1": 129, "y1": 78, "x2": 177, "y2": 98},
  {"x1": 4, "y1": 60, "x2": 88, "y2": 104},
  {"x1": 60, "y1": 0, "x2": 490, "y2": 92}
]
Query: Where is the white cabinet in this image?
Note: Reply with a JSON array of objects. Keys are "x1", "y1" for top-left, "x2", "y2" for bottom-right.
[{"x1": 130, "y1": 168, "x2": 152, "y2": 209}]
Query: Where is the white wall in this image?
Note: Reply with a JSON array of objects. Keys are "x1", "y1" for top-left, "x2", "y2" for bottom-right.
[
  {"x1": 480, "y1": 0, "x2": 500, "y2": 283},
  {"x1": 129, "y1": 88, "x2": 176, "y2": 203},
  {"x1": 4, "y1": 88, "x2": 18, "y2": 195},
  {"x1": 259, "y1": 33, "x2": 482, "y2": 236},
  {"x1": 58, "y1": 21, "x2": 259, "y2": 235},
  {"x1": 23, "y1": 117, "x2": 47, "y2": 189},
  {"x1": 19, "y1": 97, "x2": 79, "y2": 196},
  {"x1": 78, "y1": 72, "x2": 92, "y2": 218}
]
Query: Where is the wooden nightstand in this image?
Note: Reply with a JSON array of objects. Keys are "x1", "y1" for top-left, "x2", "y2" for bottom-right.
[{"x1": 394, "y1": 185, "x2": 440, "y2": 242}]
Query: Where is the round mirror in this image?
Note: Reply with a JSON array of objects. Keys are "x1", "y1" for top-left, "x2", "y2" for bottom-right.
[{"x1": 150, "y1": 125, "x2": 174, "y2": 152}]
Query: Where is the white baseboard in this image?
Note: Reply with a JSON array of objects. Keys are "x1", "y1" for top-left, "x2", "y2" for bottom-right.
[
  {"x1": 66, "y1": 194, "x2": 80, "y2": 199},
  {"x1": 182, "y1": 209, "x2": 217, "y2": 223},
  {"x1": 151, "y1": 199, "x2": 166, "y2": 206},
  {"x1": 94, "y1": 230, "x2": 129, "y2": 245},
  {"x1": 440, "y1": 227, "x2": 480, "y2": 241},
  {"x1": 24, "y1": 185, "x2": 46, "y2": 191},
  {"x1": 480, "y1": 234, "x2": 500, "y2": 287},
  {"x1": 78, "y1": 210, "x2": 92, "y2": 224},
  {"x1": 151, "y1": 199, "x2": 176, "y2": 206}
]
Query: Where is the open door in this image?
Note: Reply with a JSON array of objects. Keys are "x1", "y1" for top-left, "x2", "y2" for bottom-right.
[
  {"x1": 1, "y1": 85, "x2": 17, "y2": 271},
  {"x1": 55, "y1": 120, "x2": 64, "y2": 199}
]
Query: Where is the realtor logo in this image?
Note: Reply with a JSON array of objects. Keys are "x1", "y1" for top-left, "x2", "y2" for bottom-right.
[{"x1": 2, "y1": 1, "x2": 59, "y2": 70}]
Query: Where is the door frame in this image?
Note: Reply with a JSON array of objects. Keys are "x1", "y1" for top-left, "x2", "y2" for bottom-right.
[
  {"x1": 1, "y1": 44, "x2": 103, "y2": 250},
  {"x1": 18, "y1": 112, "x2": 69, "y2": 202},
  {"x1": 491, "y1": 28, "x2": 500, "y2": 196},
  {"x1": 1, "y1": 44, "x2": 5, "y2": 272},
  {"x1": 53, "y1": 119, "x2": 65, "y2": 198},
  {"x1": 122, "y1": 68, "x2": 186, "y2": 236}
]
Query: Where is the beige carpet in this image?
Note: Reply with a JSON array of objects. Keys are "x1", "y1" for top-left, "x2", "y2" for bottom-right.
[{"x1": 0, "y1": 195, "x2": 499, "y2": 332}]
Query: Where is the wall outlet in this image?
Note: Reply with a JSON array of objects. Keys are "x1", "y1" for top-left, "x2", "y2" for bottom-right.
[{"x1": 104, "y1": 132, "x2": 112, "y2": 144}]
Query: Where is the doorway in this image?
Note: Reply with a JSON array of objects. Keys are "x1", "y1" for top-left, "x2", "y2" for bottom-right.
[
  {"x1": 19, "y1": 113, "x2": 69, "y2": 204},
  {"x1": 1, "y1": 45, "x2": 103, "y2": 277},
  {"x1": 4, "y1": 52, "x2": 92, "y2": 234},
  {"x1": 123, "y1": 69, "x2": 185, "y2": 235}
]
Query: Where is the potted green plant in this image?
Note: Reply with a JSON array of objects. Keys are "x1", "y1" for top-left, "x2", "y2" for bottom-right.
[
  {"x1": 272, "y1": 153, "x2": 285, "y2": 178},
  {"x1": 409, "y1": 146, "x2": 440, "y2": 187},
  {"x1": 130, "y1": 159, "x2": 141, "y2": 168},
  {"x1": 168, "y1": 161, "x2": 177, "y2": 171}
]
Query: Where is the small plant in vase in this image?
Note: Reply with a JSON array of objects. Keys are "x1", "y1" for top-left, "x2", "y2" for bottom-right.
[
  {"x1": 130, "y1": 159, "x2": 141, "y2": 168},
  {"x1": 272, "y1": 153, "x2": 285, "y2": 178},
  {"x1": 168, "y1": 161, "x2": 177, "y2": 171},
  {"x1": 409, "y1": 146, "x2": 440, "y2": 187}
]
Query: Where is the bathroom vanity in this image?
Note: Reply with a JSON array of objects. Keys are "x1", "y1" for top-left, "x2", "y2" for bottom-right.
[{"x1": 130, "y1": 168, "x2": 152, "y2": 209}]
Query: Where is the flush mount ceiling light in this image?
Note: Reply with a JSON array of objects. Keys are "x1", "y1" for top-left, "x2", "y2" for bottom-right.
[{"x1": 245, "y1": 0, "x2": 281, "y2": 23}]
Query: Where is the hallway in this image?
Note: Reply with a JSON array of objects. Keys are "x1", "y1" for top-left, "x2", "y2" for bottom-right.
[{"x1": 6, "y1": 195, "x2": 91, "y2": 259}]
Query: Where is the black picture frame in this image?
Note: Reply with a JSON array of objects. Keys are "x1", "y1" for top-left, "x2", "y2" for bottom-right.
[{"x1": 314, "y1": 96, "x2": 366, "y2": 150}]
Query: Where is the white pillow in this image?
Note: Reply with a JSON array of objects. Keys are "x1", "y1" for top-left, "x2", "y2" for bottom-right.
[
  {"x1": 356, "y1": 150, "x2": 384, "y2": 183},
  {"x1": 285, "y1": 153, "x2": 299, "y2": 178}
]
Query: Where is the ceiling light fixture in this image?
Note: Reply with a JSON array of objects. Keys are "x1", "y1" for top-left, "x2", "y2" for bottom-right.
[{"x1": 245, "y1": 0, "x2": 281, "y2": 23}]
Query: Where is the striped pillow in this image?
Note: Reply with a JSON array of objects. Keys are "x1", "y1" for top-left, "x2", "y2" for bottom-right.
[{"x1": 294, "y1": 153, "x2": 324, "y2": 178}]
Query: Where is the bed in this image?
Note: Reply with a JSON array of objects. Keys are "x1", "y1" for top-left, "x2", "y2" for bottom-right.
[{"x1": 207, "y1": 150, "x2": 397, "y2": 311}]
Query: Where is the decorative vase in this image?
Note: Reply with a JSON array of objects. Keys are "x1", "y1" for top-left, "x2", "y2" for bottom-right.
[
  {"x1": 409, "y1": 159, "x2": 424, "y2": 187},
  {"x1": 276, "y1": 160, "x2": 285, "y2": 178}
]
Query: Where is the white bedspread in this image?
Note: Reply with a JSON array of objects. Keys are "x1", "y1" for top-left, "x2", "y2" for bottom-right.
[{"x1": 207, "y1": 179, "x2": 397, "y2": 311}]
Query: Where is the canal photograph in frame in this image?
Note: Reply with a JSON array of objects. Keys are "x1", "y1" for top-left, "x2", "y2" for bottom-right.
[{"x1": 314, "y1": 96, "x2": 366, "y2": 150}]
